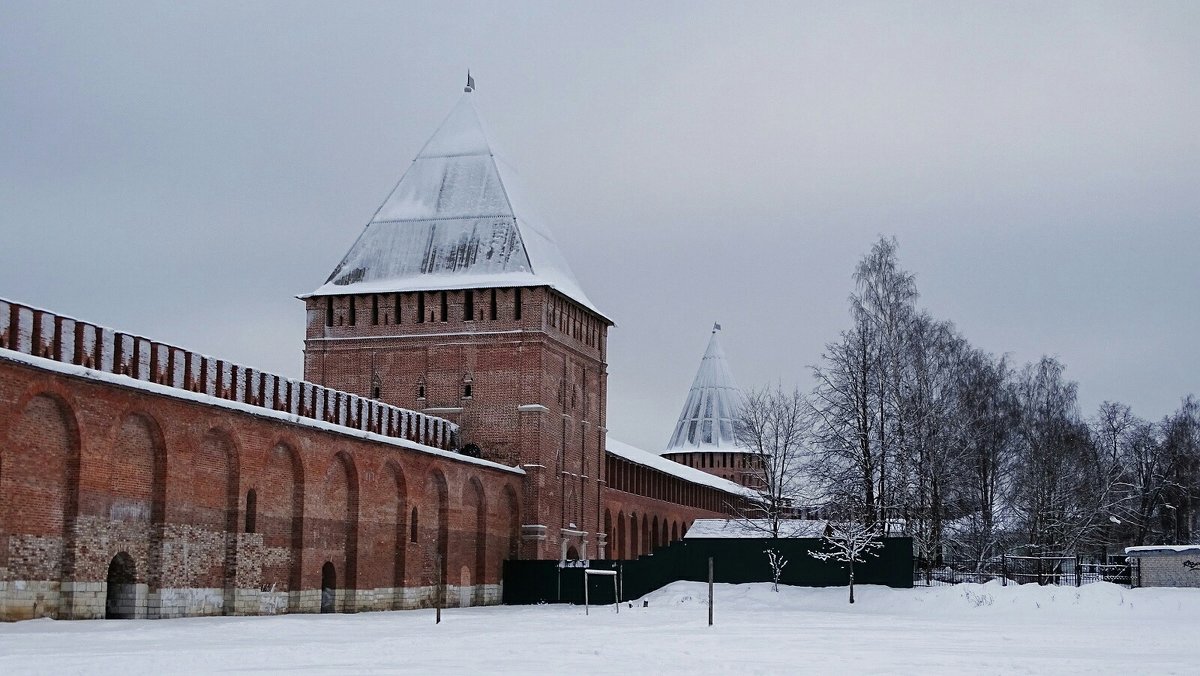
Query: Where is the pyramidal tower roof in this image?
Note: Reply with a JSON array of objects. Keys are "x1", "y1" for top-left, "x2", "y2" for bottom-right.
[
  {"x1": 664, "y1": 325, "x2": 747, "y2": 454},
  {"x1": 305, "y1": 86, "x2": 608, "y2": 321}
]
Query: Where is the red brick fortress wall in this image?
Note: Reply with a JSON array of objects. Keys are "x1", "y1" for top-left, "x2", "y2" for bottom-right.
[{"x1": 0, "y1": 300, "x2": 522, "y2": 621}]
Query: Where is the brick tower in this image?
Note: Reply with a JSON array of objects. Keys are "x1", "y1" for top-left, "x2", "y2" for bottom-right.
[
  {"x1": 660, "y1": 325, "x2": 763, "y2": 489},
  {"x1": 301, "y1": 84, "x2": 613, "y2": 561}
]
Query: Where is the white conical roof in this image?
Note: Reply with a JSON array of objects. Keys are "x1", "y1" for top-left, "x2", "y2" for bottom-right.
[
  {"x1": 664, "y1": 325, "x2": 747, "y2": 453},
  {"x1": 304, "y1": 91, "x2": 608, "y2": 321}
]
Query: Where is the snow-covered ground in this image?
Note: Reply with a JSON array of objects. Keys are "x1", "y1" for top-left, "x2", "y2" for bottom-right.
[{"x1": 1, "y1": 581, "x2": 1196, "y2": 675}]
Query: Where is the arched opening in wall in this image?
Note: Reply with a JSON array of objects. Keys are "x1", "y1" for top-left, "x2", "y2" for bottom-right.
[
  {"x1": 616, "y1": 512, "x2": 626, "y2": 560},
  {"x1": 671, "y1": 521, "x2": 679, "y2": 542},
  {"x1": 643, "y1": 517, "x2": 651, "y2": 555},
  {"x1": 245, "y1": 489, "x2": 257, "y2": 533},
  {"x1": 105, "y1": 552, "x2": 138, "y2": 619},
  {"x1": 661, "y1": 520, "x2": 668, "y2": 548},
  {"x1": 107, "y1": 413, "x2": 167, "y2": 610},
  {"x1": 262, "y1": 442, "x2": 302, "y2": 605},
  {"x1": 566, "y1": 545, "x2": 580, "y2": 561},
  {"x1": 629, "y1": 514, "x2": 639, "y2": 558},
  {"x1": 321, "y1": 562, "x2": 337, "y2": 613},
  {"x1": 318, "y1": 452, "x2": 359, "y2": 607},
  {"x1": 466, "y1": 477, "x2": 487, "y2": 605},
  {"x1": 385, "y1": 462, "x2": 408, "y2": 604},
  {"x1": 651, "y1": 515, "x2": 660, "y2": 550},
  {"x1": 425, "y1": 470, "x2": 450, "y2": 606},
  {"x1": 3, "y1": 393, "x2": 80, "y2": 619}
]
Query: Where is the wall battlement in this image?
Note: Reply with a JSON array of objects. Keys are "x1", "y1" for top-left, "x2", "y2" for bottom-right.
[{"x1": 0, "y1": 298, "x2": 456, "y2": 451}]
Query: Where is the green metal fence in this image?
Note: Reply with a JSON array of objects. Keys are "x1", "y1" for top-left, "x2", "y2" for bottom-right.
[{"x1": 502, "y1": 537, "x2": 913, "y2": 605}]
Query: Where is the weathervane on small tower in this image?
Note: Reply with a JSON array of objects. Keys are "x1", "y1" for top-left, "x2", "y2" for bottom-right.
[
  {"x1": 713, "y1": 322, "x2": 722, "y2": 333},
  {"x1": 464, "y1": 70, "x2": 475, "y2": 93}
]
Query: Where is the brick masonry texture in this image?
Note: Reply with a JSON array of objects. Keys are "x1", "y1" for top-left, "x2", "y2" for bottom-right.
[
  {"x1": 1, "y1": 289, "x2": 745, "y2": 621},
  {"x1": 0, "y1": 357, "x2": 522, "y2": 620}
]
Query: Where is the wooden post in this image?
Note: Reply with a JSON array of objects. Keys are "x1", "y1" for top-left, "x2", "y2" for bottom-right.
[
  {"x1": 1001, "y1": 554, "x2": 1008, "y2": 587},
  {"x1": 707, "y1": 557, "x2": 714, "y2": 627}
]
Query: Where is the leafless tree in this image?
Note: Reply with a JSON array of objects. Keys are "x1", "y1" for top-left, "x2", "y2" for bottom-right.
[
  {"x1": 764, "y1": 548, "x2": 788, "y2": 592},
  {"x1": 809, "y1": 519, "x2": 883, "y2": 604},
  {"x1": 733, "y1": 384, "x2": 812, "y2": 538},
  {"x1": 951, "y1": 350, "x2": 1018, "y2": 565},
  {"x1": 811, "y1": 237, "x2": 918, "y2": 530}
]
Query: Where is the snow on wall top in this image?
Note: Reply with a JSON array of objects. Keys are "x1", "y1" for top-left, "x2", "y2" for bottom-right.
[
  {"x1": 684, "y1": 518, "x2": 829, "y2": 539},
  {"x1": 306, "y1": 91, "x2": 609, "y2": 322},
  {"x1": 1124, "y1": 545, "x2": 1200, "y2": 555},
  {"x1": 664, "y1": 326, "x2": 747, "y2": 454},
  {"x1": 606, "y1": 435, "x2": 756, "y2": 498}
]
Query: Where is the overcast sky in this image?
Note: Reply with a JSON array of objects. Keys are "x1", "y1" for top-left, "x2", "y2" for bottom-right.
[{"x1": 2, "y1": 1, "x2": 1197, "y2": 451}]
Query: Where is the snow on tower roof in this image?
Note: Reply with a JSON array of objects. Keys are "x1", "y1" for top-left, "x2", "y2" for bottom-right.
[
  {"x1": 303, "y1": 89, "x2": 610, "y2": 322},
  {"x1": 664, "y1": 325, "x2": 747, "y2": 454}
]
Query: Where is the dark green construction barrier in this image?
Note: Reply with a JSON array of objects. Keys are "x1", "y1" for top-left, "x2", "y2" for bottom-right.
[{"x1": 502, "y1": 537, "x2": 913, "y2": 605}]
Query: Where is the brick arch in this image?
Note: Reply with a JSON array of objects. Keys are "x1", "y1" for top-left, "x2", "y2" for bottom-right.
[
  {"x1": 424, "y1": 469, "x2": 450, "y2": 600},
  {"x1": 671, "y1": 521, "x2": 679, "y2": 543},
  {"x1": 652, "y1": 515, "x2": 660, "y2": 550},
  {"x1": 311, "y1": 451, "x2": 359, "y2": 611},
  {"x1": 101, "y1": 412, "x2": 167, "y2": 595},
  {"x1": 464, "y1": 475, "x2": 487, "y2": 604},
  {"x1": 629, "y1": 513, "x2": 639, "y2": 558},
  {"x1": 661, "y1": 519, "x2": 668, "y2": 548},
  {"x1": 192, "y1": 427, "x2": 240, "y2": 614},
  {"x1": 381, "y1": 459, "x2": 408, "y2": 605},
  {"x1": 0, "y1": 391, "x2": 80, "y2": 619},
  {"x1": 261, "y1": 440, "x2": 303, "y2": 602},
  {"x1": 642, "y1": 514, "x2": 651, "y2": 556}
]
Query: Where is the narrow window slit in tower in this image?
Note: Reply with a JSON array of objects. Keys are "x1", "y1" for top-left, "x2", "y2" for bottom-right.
[
  {"x1": 349, "y1": 296, "x2": 357, "y2": 326},
  {"x1": 440, "y1": 291, "x2": 448, "y2": 322},
  {"x1": 463, "y1": 290, "x2": 474, "y2": 320},
  {"x1": 490, "y1": 288, "x2": 498, "y2": 320},
  {"x1": 325, "y1": 297, "x2": 333, "y2": 326},
  {"x1": 417, "y1": 293, "x2": 425, "y2": 323},
  {"x1": 371, "y1": 295, "x2": 379, "y2": 325},
  {"x1": 514, "y1": 288, "x2": 522, "y2": 320}
]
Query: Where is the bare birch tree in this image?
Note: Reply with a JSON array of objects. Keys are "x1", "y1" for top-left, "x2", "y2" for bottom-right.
[{"x1": 734, "y1": 384, "x2": 811, "y2": 538}]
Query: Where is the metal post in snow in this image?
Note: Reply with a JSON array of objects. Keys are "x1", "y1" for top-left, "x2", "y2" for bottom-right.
[
  {"x1": 1075, "y1": 555, "x2": 1082, "y2": 587},
  {"x1": 584, "y1": 571, "x2": 590, "y2": 616},
  {"x1": 707, "y1": 557, "x2": 714, "y2": 627},
  {"x1": 1002, "y1": 554, "x2": 1007, "y2": 587}
]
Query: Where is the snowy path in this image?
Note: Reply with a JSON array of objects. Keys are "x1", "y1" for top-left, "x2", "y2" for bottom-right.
[{"x1": 1, "y1": 581, "x2": 1196, "y2": 675}]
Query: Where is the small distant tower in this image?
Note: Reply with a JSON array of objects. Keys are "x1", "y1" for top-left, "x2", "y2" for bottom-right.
[
  {"x1": 300, "y1": 84, "x2": 613, "y2": 560},
  {"x1": 661, "y1": 325, "x2": 762, "y2": 488}
]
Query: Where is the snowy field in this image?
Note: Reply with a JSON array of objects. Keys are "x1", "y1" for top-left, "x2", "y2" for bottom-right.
[{"x1": 2, "y1": 581, "x2": 1197, "y2": 675}]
